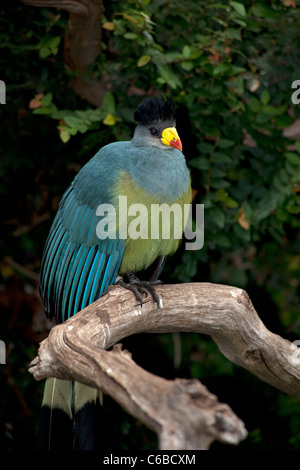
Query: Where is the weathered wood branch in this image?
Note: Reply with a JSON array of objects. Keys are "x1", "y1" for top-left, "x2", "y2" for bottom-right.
[
  {"x1": 29, "y1": 283, "x2": 300, "y2": 449},
  {"x1": 21, "y1": 0, "x2": 107, "y2": 106},
  {"x1": 30, "y1": 341, "x2": 247, "y2": 450}
]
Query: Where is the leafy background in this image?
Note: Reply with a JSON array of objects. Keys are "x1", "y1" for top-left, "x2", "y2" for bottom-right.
[{"x1": 1, "y1": 0, "x2": 300, "y2": 450}]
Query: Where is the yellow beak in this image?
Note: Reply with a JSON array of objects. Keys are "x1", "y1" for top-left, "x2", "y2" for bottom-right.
[{"x1": 161, "y1": 127, "x2": 182, "y2": 151}]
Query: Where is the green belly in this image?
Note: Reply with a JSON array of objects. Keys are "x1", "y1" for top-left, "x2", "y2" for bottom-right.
[{"x1": 111, "y1": 170, "x2": 192, "y2": 274}]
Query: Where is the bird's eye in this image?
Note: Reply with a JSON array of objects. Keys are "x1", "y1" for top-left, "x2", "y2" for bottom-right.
[{"x1": 149, "y1": 127, "x2": 158, "y2": 136}]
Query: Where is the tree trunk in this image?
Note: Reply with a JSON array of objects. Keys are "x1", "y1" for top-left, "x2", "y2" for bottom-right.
[{"x1": 21, "y1": 0, "x2": 107, "y2": 106}]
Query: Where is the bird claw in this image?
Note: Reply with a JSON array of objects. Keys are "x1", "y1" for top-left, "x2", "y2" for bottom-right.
[{"x1": 116, "y1": 273, "x2": 162, "y2": 308}]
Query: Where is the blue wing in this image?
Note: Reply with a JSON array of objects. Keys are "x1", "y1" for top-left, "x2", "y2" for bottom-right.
[{"x1": 40, "y1": 183, "x2": 125, "y2": 324}]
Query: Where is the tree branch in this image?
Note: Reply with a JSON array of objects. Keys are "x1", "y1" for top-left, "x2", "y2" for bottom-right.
[
  {"x1": 30, "y1": 339, "x2": 247, "y2": 450},
  {"x1": 29, "y1": 283, "x2": 300, "y2": 449},
  {"x1": 21, "y1": 0, "x2": 107, "y2": 107}
]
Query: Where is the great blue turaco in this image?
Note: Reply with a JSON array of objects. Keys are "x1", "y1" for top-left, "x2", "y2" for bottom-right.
[{"x1": 37, "y1": 95, "x2": 192, "y2": 450}]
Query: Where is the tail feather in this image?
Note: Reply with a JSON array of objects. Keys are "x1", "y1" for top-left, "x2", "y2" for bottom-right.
[
  {"x1": 37, "y1": 378, "x2": 102, "y2": 450},
  {"x1": 37, "y1": 378, "x2": 73, "y2": 449},
  {"x1": 72, "y1": 382, "x2": 102, "y2": 450}
]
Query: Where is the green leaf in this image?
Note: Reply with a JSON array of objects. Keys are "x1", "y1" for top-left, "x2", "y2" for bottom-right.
[
  {"x1": 229, "y1": 65, "x2": 246, "y2": 76},
  {"x1": 207, "y1": 3, "x2": 230, "y2": 11},
  {"x1": 285, "y1": 160, "x2": 296, "y2": 175},
  {"x1": 230, "y1": 1, "x2": 247, "y2": 17},
  {"x1": 214, "y1": 232, "x2": 231, "y2": 247},
  {"x1": 213, "y1": 63, "x2": 230, "y2": 75},
  {"x1": 276, "y1": 208, "x2": 289, "y2": 222},
  {"x1": 224, "y1": 196, "x2": 239, "y2": 209},
  {"x1": 262, "y1": 105, "x2": 287, "y2": 116},
  {"x1": 102, "y1": 92, "x2": 116, "y2": 114},
  {"x1": 33, "y1": 107, "x2": 51, "y2": 115},
  {"x1": 254, "y1": 192, "x2": 278, "y2": 221},
  {"x1": 248, "y1": 97, "x2": 262, "y2": 113},
  {"x1": 189, "y1": 157, "x2": 210, "y2": 170},
  {"x1": 219, "y1": 139, "x2": 235, "y2": 148},
  {"x1": 59, "y1": 129, "x2": 70, "y2": 143},
  {"x1": 182, "y1": 45, "x2": 191, "y2": 59},
  {"x1": 279, "y1": 169, "x2": 291, "y2": 185},
  {"x1": 39, "y1": 47, "x2": 49, "y2": 58},
  {"x1": 230, "y1": 11, "x2": 247, "y2": 27},
  {"x1": 63, "y1": 115, "x2": 81, "y2": 127},
  {"x1": 156, "y1": 64, "x2": 182, "y2": 89},
  {"x1": 255, "y1": 113, "x2": 269, "y2": 124},
  {"x1": 216, "y1": 189, "x2": 239, "y2": 208},
  {"x1": 226, "y1": 28, "x2": 242, "y2": 41},
  {"x1": 261, "y1": 90, "x2": 270, "y2": 105},
  {"x1": 75, "y1": 110, "x2": 91, "y2": 120},
  {"x1": 189, "y1": 49, "x2": 203, "y2": 60},
  {"x1": 211, "y1": 15, "x2": 227, "y2": 27},
  {"x1": 295, "y1": 141, "x2": 300, "y2": 154},
  {"x1": 181, "y1": 61, "x2": 194, "y2": 71},
  {"x1": 124, "y1": 32, "x2": 138, "y2": 39},
  {"x1": 89, "y1": 110, "x2": 103, "y2": 122},
  {"x1": 77, "y1": 124, "x2": 89, "y2": 133},
  {"x1": 252, "y1": 3, "x2": 278, "y2": 18},
  {"x1": 198, "y1": 142, "x2": 214, "y2": 154},
  {"x1": 285, "y1": 152, "x2": 300, "y2": 166},
  {"x1": 276, "y1": 115, "x2": 294, "y2": 128},
  {"x1": 225, "y1": 77, "x2": 244, "y2": 95},
  {"x1": 41, "y1": 93, "x2": 52, "y2": 107},
  {"x1": 39, "y1": 36, "x2": 61, "y2": 58},
  {"x1": 137, "y1": 55, "x2": 151, "y2": 67},
  {"x1": 291, "y1": 168, "x2": 300, "y2": 183},
  {"x1": 209, "y1": 207, "x2": 226, "y2": 228},
  {"x1": 212, "y1": 152, "x2": 232, "y2": 163},
  {"x1": 242, "y1": 201, "x2": 253, "y2": 220},
  {"x1": 212, "y1": 168, "x2": 226, "y2": 178},
  {"x1": 286, "y1": 203, "x2": 300, "y2": 214},
  {"x1": 210, "y1": 179, "x2": 230, "y2": 189},
  {"x1": 66, "y1": 127, "x2": 77, "y2": 136},
  {"x1": 233, "y1": 224, "x2": 251, "y2": 241},
  {"x1": 273, "y1": 174, "x2": 286, "y2": 195}
]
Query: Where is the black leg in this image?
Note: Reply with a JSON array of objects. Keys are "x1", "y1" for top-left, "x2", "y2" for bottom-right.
[{"x1": 149, "y1": 255, "x2": 167, "y2": 282}]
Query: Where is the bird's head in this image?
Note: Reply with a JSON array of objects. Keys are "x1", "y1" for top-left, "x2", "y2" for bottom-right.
[{"x1": 133, "y1": 96, "x2": 182, "y2": 151}]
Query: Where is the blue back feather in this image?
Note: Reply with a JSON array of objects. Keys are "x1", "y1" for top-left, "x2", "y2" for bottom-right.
[{"x1": 40, "y1": 181, "x2": 125, "y2": 323}]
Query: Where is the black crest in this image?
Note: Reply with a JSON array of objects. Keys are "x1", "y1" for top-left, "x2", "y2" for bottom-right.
[{"x1": 134, "y1": 95, "x2": 176, "y2": 126}]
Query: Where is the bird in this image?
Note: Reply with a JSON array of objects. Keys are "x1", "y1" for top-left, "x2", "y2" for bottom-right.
[{"x1": 37, "y1": 95, "x2": 192, "y2": 450}]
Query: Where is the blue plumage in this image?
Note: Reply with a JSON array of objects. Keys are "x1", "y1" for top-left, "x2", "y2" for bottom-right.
[{"x1": 40, "y1": 138, "x2": 189, "y2": 324}]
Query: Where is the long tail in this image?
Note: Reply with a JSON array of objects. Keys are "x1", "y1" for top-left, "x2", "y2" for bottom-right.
[{"x1": 37, "y1": 378, "x2": 102, "y2": 450}]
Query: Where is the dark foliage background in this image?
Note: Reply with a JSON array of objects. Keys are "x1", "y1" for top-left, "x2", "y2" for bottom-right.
[{"x1": 1, "y1": 0, "x2": 300, "y2": 450}]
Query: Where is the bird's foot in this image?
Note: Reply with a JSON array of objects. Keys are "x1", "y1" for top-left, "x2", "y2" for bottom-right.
[{"x1": 116, "y1": 273, "x2": 162, "y2": 308}]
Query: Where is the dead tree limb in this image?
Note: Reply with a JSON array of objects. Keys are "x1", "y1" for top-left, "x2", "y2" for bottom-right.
[
  {"x1": 21, "y1": 0, "x2": 107, "y2": 106},
  {"x1": 30, "y1": 340, "x2": 247, "y2": 450},
  {"x1": 29, "y1": 283, "x2": 300, "y2": 449}
]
